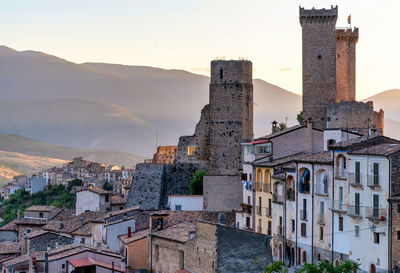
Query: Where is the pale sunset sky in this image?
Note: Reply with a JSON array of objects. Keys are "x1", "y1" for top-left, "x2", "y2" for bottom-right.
[{"x1": 1, "y1": 0, "x2": 398, "y2": 99}]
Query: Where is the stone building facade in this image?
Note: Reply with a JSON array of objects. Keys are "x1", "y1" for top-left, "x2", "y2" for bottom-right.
[
  {"x1": 299, "y1": 6, "x2": 384, "y2": 133},
  {"x1": 152, "y1": 146, "x2": 178, "y2": 164}
]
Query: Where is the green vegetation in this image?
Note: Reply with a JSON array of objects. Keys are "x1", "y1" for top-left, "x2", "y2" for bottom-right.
[
  {"x1": 261, "y1": 260, "x2": 360, "y2": 273},
  {"x1": 297, "y1": 111, "x2": 303, "y2": 124},
  {"x1": 67, "y1": 178, "x2": 82, "y2": 191},
  {"x1": 189, "y1": 171, "x2": 206, "y2": 195},
  {"x1": 0, "y1": 183, "x2": 77, "y2": 227}
]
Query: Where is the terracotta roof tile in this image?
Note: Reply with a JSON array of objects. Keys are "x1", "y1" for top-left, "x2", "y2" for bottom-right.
[
  {"x1": 25, "y1": 205, "x2": 57, "y2": 212},
  {"x1": 77, "y1": 187, "x2": 112, "y2": 195},
  {"x1": 0, "y1": 220, "x2": 17, "y2": 231},
  {"x1": 349, "y1": 143, "x2": 400, "y2": 156},
  {"x1": 151, "y1": 222, "x2": 195, "y2": 243},
  {"x1": 119, "y1": 229, "x2": 150, "y2": 244},
  {"x1": 0, "y1": 242, "x2": 21, "y2": 255},
  {"x1": 111, "y1": 195, "x2": 126, "y2": 205}
]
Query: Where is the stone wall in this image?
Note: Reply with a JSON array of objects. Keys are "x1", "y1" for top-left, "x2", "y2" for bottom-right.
[
  {"x1": 28, "y1": 233, "x2": 74, "y2": 252},
  {"x1": 327, "y1": 101, "x2": 384, "y2": 133},
  {"x1": 150, "y1": 236, "x2": 185, "y2": 273},
  {"x1": 336, "y1": 28, "x2": 358, "y2": 102},
  {"x1": 126, "y1": 163, "x2": 206, "y2": 210},
  {"x1": 390, "y1": 151, "x2": 400, "y2": 195},
  {"x1": 152, "y1": 146, "x2": 178, "y2": 165},
  {"x1": 300, "y1": 6, "x2": 338, "y2": 129},
  {"x1": 203, "y1": 176, "x2": 242, "y2": 211},
  {"x1": 126, "y1": 163, "x2": 164, "y2": 210},
  {"x1": 391, "y1": 198, "x2": 400, "y2": 270}
]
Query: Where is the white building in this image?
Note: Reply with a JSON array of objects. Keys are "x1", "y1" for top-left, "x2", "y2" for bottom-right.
[
  {"x1": 167, "y1": 195, "x2": 203, "y2": 211},
  {"x1": 75, "y1": 187, "x2": 112, "y2": 215}
]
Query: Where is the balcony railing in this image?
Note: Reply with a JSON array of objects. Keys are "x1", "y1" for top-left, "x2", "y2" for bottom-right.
[
  {"x1": 348, "y1": 173, "x2": 362, "y2": 187},
  {"x1": 366, "y1": 207, "x2": 386, "y2": 221},
  {"x1": 256, "y1": 206, "x2": 262, "y2": 215},
  {"x1": 272, "y1": 193, "x2": 284, "y2": 204},
  {"x1": 266, "y1": 207, "x2": 272, "y2": 217},
  {"x1": 263, "y1": 182, "x2": 271, "y2": 193},
  {"x1": 276, "y1": 225, "x2": 283, "y2": 236},
  {"x1": 286, "y1": 189, "x2": 295, "y2": 201},
  {"x1": 331, "y1": 200, "x2": 347, "y2": 212},
  {"x1": 347, "y1": 205, "x2": 362, "y2": 218},
  {"x1": 317, "y1": 213, "x2": 325, "y2": 225},
  {"x1": 367, "y1": 175, "x2": 380, "y2": 189},
  {"x1": 300, "y1": 209, "x2": 307, "y2": 220}
]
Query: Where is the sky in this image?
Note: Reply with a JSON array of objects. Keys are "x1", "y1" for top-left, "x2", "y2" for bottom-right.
[{"x1": 1, "y1": 0, "x2": 399, "y2": 99}]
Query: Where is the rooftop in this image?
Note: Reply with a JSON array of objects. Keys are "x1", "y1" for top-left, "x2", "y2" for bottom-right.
[
  {"x1": 68, "y1": 257, "x2": 124, "y2": 273},
  {"x1": 349, "y1": 143, "x2": 400, "y2": 156},
  {"x1": 25, "y1": 205, "x2": 58, "y2": 212},
  {"x1": 119, "y1": 229, "x2": 150, "y2": 244},
  {"x1": 151, "y1": 222, "x2": 195, "y2": 243},
  {"x1": 105, "y1": 205, "x2": 140, "y2": 219},
  {"x1": 0, "y1": 220, "x2": 17, "y2": 231},
  {"x1": 111, "y1": 195, "x2": 127, "y2": 205},
  {"x1": 330, "y1": 135, "x2": 400, "y2": 150},
  {"x1": 77, "y1": 187, "x2": 112, "y2": 195},
  {"x1": 0, "y1": 242, "x2": 21, "y2": 255}
]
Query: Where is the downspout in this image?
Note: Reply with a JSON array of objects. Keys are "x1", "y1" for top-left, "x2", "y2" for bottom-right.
[
  {"x1": 388, "y1": 155, "x2": 392, "y2": 272},
  {"x1": 331, "y1": 150, "x2": 335, "y2": 262},
  {"x1": 150, "y1": 234, "x2": 153, "y2": 273},
  {"x1": 311, "y1": 163, "x2": 314, "y2": 262},
  {"x1": 284, "y1": 171, "x2": 287, "y2": 265},
  {"x1": 252, "y1": 162, "x2": 256, "y2": 232},
  {"x1": 296, "y1": 162, "x2": 299, "y2": 266}
]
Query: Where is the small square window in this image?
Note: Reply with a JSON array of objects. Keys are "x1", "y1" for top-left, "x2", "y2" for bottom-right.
[
  {"x1": 175, "y1": 205, "x2": 182, "y2": 211},
  {"x1": 355, "y1": 226, "x2": 360, "y2": 237},
  {"x1": 62, "y1": 264, "x2": 65, "y2": 269}
]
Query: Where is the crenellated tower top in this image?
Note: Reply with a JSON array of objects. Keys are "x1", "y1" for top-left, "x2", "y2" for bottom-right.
[
  {"x1": 336, "y1": 27, "x2": 359, "y2": 43},
  {"x1": 299, "y1": 5, "x2": 338, "y2": 25}
]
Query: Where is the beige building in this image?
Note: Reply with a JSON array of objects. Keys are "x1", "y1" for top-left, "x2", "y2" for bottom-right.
[{"x1": 119, "y1": 229, "x2": 150, "y2": 272}]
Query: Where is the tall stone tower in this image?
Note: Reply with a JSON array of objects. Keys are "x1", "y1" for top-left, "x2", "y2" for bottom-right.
[
  {"x1": 208, "y1": 60, "x2": 253, "y2": 176},
  {"x1": 336, "y1": 28, "x2": 359, "y2": 102},
  {"x1": 299, "y1": 6, "x2": 338, "y2": 129}
]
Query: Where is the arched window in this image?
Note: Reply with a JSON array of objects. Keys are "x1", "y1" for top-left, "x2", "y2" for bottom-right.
[
  {"x1": 323, "y1": 174, "x2": 328, "y2": 194},
  {"x1": 302, "y1": 250, "x2": 307, "y2": 264},
  {"x1": 299, "y1": 168, "x2": 310, "y2": 193}
]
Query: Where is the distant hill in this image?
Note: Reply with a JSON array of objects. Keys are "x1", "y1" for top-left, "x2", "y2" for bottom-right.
[
  {"x1": 0, "y1": 133, "x2": 145, "y2": 168},
  {"x1": 0, "y1": 151, "x2": 67, "y2": 184},
  {"x1": 0, "y1": 45, "x2": 398, "y2": 158}
]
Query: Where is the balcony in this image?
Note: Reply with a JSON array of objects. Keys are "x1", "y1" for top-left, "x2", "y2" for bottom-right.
[
  {"x1": 347, "y1": 205, "x2": 362, "y2": 218},
  {"x1": 276, "y1": 225, "x2": 283, "y2": 236},
  {"x1": 286, "y1": 189, "x2": 295, "y2": 201},
  {"x1": 300, "y1": 209, "x2": 307, "y2": 220},
  {"x1": 367, "y1": 175, "x2": 380, "y2": 189},
  {"x1": 266, "y1": 207, "x2": 272, "y2": 217},
  {"x1": 240, "y1": 203, "x2": 252, "y2": 214},
  {"x1": 263, "y1": 182, "x2": 271, "y2": 193},
  {"x1": 366, "y1": 207, "x2": 386, "y2": 221},
  {"x1": 256, "y1": 206, "x2": 262, "y2": 215},
  {"x1": 272, "y1": 193, "x2": 284, "y2": 204},
  {"x1": 317, "y1": 213, "x2": 325, "y2": 225},
  {"x1": 348, "y1": 173, "x2": 362, "y2": 187},
  {"x1": 331, "y1": 200, "x2": 347, "y2": 213}
]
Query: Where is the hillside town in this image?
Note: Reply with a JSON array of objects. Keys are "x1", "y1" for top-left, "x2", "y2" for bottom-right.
[{"x1": 1, "y1": 5, "x2": 399, "y2": 273}]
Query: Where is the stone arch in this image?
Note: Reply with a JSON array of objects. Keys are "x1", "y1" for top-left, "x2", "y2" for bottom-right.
[
  {"x1": 302, "y1": 250, "x2": 307, "y2": 264},
  {"x1": 316, "y1": 169, "x2": 328, "y2": 195},
  {"x1": 279, "y1": 243, "x2": 283, "y2": 260}
]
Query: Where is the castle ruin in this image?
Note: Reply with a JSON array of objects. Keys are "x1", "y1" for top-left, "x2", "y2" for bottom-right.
[{"x1": 300, "y1": 6, "x2": 384, "y2": 133}]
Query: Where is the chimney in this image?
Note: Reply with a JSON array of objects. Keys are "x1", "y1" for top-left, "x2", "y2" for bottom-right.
[
  {"x1": 305, "y1": 118, "x2": 313, "y2": 153},
  {"x1": 127, "y1": 227, "x2": 132, "y2": 238},
  {"x1": 271, "y1": 120, "x2": 278, "y2": 134}
]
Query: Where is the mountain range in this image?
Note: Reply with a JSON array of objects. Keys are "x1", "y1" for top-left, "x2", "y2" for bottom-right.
[{"x1": 0, "y1": 45, "x2": 399, "y2": 179}]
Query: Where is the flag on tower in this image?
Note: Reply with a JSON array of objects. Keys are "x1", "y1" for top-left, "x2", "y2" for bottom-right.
[{"x1": 347, "y1": 15, "x2": 351, "y2": 25}]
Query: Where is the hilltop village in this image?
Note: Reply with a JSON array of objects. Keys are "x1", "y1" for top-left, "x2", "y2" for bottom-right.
[{"x1": 0, "y1": 5, "x2": 399, "y2": 273}]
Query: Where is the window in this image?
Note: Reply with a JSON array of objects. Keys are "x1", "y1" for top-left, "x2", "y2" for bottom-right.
[
  {"x1": 26, "y1": 228, "x2": 31, "y2": 234},
  {"x1": 301, "y1": 223, "x2": 306, "y2": 237},
  {"x1": 355, "y1": 161, "x2": 361, "y2": 183},
  {"x1": 302, "y1": 199, "x2": 307, "y2": 220},
  {"x1": 255, "y1": 143, "x2": 271, "y2": 154},
  {"x1": 338, "y1": 217, "x2": 343, "y2": 231},
  {"x1": 342, "y1": 157, "x2": 347, "y2": 177},
  {"x1": 374, "y1": 232, "x2": 380, "y2": 244},
  {"x1": 373, "y1": 163, "x2": 379, "y2": 185},
  {"x1": 247, "y1": 196, "x2": 251, "y2": 205},
  {"x1": 397, "y1": 231, "x2": 400, "y2": 240},
  {"x1": 219, "y1": 69, "x2": 223, "y2": 79},
  {"x1": 218, "y1": 213, "x2": 226, "y2": 225},
  {"x1": 267, "y1": 221, "x2": 272, "y2": 236},
  {"x1": 292, "y1": 219, "x2": 295, "y2": 232},
  {"x1": 62, "y1": 264, "x2": 65, "y2": 269},
  {"x1": 268, "y1": 198, "x2": 272, "y2": 217},
  {"x1": 322, "y1": 175, "x2": 328, "y2": 194},
  {"x1": 81, "y1": 238, "x2": 85, "y2": 244},
  {"x1": 355, "y1": 226, "x2": 360, "y2": 237},
  {"x1": 242, "y1": 173, "x2": 248, "y2": 181},
  {"x1": 327, "y1": 139, "x2": 336, "y2": 146},
  {"x1": 187, "y1": 147, "x2": 196, "y2": 156},
  {"x1": 243, "y1": 145, "x2": 253, "y2": 155},
  {"x1": 246, "y1": 217, "x2": 250, "y2": 228},
  {"x1": 355, "y1": 193, "x2": 360, "y2": 215},
  {"x1": 397, "y1": 204, "x2": 400, "y2": 213},
  {"x1": 320, "y1": 226, "x2": 324, "y2": 240},
  {"x1": 39, "y1": 212, "x2": 44, "y2": 218},
  {"x1": 105, "y1": 195, "x2": 109, "y2": 202},
  {"x1": 175, "y1": 205, "x2": 182, "y2": 211}
]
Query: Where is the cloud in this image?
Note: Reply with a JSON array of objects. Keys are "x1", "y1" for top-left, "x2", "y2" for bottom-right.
[
  {"x1": 191, "y1": 67, "x2": 210, "y2": 73},
  {"x1": 279, "y1": 67, "x2": 294, "y2": 72}
]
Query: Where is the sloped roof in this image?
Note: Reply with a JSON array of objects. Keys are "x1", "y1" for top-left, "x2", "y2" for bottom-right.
[
  {"x1": 0, "y1": 220, "x2": 17, "y2": 231},
  {"x1": 111, "y1": 195, "x2": 126, "y2": 205},
  {"x1": 119, "y1": 229, "x2": 150, "y2": 244},
  {"x1": 25, "y1": 205, "x2": 57, "y2": 212},
  {"x1": 349, "y1": 143, "x2": 400, "y2": 156},
  {"x1": 151, "y1": 222, "x2": 195, "y2": 243},
  {"x1": 77, "y1": 187, "x2": 111, "y2": 195},
  {"x1": 0, "y1": 242, "x2": 21, "y2": 254}
]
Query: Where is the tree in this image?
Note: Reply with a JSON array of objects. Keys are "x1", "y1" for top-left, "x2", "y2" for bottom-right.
[
  {"x1": 67, "y1": 179, "x2": 82, "y2": 191},
  {"x1": 278, "y1": 122, "x2": 287, "y2": 131},
  {"x1": 189, "y1": 171, "x2": 206, "y2": 195},
  {"x1": 297, "y1": 111, "x2": 303, "y2": 124},
  {"x1": 296, "y1": 260, "x2": 360, "y2": 273}
]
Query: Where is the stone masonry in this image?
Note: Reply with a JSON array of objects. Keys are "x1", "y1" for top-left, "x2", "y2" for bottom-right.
[{"x1": 300, "y1": 6, "x2": 338, "y2": 129}]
